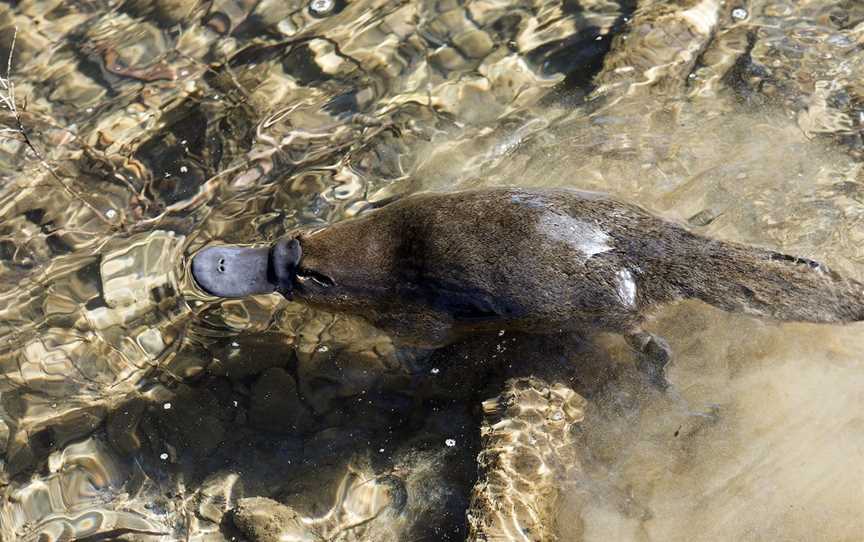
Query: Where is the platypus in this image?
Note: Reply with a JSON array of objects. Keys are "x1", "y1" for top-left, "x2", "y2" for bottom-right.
[{"x1": 192, "y1": 187, "x2": 864, "y2": 388}]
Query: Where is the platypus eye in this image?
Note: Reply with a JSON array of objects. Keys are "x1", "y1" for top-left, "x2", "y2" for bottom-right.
[{"x1": 296, "y1": 268, "x2": 335, "y2": 288}]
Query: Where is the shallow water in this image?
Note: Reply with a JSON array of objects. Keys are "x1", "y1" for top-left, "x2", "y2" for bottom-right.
[{"x1": 0, "y1": 0, "x2": 863, "y2": 540}]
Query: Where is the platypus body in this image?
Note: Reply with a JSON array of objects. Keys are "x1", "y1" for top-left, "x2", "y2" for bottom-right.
[{"x1": 193, "y1": 188, "x2": 864, "y2": 388}]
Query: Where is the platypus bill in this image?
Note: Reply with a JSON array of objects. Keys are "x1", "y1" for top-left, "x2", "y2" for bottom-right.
[{"x1": 192, "y1": 187, "x2": 864, "y2": 389}]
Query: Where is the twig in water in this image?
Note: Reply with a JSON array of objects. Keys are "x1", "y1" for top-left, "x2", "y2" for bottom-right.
[{"x1": 0, "y1": 27, "x2": 112, "y2": 226}]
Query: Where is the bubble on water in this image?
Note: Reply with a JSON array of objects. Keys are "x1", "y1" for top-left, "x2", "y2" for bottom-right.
[
  {"x1": 317, "y1": 345, "x2": 329, "y2": 353},
  {"x1": 163, "y1": 402, "x2": 171, "y2": 410},
  {"x1": 445, "y1": 438, "x2": 456, "y2": 447},
  {"x1": 731, "y1": 7, "x2": 748, "y2": 20},
  {"x1": 430, "y1": 367, "x2": 440, "y2": 374},
  {"x1": 105, "y1": 209, "x2": 117, "y2": 219},
  {"x1": 231, "y1": 341, "x2": 240, "y2": 347},
  {"x1": 309, "y1": 0, "x2": 334, "y2": 16},
  {"x1": 179, "y1": 166, "x2": 188, "y2": 173},
  {"x1": 160, "y1": 452, "x2": 169, "y2": 460},
  {"x1": 379, "y1": 448, "x2": 385, "y2": 453}
]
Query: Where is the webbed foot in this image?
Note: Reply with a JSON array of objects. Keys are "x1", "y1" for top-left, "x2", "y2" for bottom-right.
[{"x1": 625, "y1": 331, "x2": 671, "y2": 391}]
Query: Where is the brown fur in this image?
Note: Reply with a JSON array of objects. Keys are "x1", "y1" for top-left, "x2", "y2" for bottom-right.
[{"x1": 285, "y1": 188, "x2": 864, "y2": 354}]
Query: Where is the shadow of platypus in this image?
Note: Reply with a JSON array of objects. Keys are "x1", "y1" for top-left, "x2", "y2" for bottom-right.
[{"x1": 192, "y1": 187, "x2": 864, "y2": 389}]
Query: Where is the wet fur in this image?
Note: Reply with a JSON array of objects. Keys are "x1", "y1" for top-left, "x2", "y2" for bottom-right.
[{"x1": 284, "y1": 188, "x2": 864, "y2": 378}]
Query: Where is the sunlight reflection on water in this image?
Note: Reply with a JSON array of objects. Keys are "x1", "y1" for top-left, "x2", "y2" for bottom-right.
[{"x1": 0, "y1": 0, "x2": 863, "y2": 540}]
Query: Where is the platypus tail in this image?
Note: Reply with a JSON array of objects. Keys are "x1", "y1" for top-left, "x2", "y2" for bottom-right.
[{"x1": 650, "y1": 230, "x2": 864, "y2": 323}]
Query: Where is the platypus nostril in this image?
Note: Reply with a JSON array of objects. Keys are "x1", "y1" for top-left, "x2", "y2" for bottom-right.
[{"x1": 217, "y1": 257, "x2": 226, "y2": 273}]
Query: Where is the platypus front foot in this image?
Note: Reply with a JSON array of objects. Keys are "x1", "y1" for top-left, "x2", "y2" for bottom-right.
[{"x1": 625, "y1": 331, "x2": 671, "y2": 391}]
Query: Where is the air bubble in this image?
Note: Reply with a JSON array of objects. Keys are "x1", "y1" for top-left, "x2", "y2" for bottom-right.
[
  {"x1": 731, "y1": 7, "x2": 748, "y2": 20},
  {"x1": 309, "y1": 0, "x2": 334, "y2": 16},
  {"x1": 445, "y1": 438, "x2": 456, "y2": 447},
  {"x1": 160, "y1": 452, "x2": 169, "y2": 460},
  {"x1": 105, "y1": 209, "x2": 117, "y2": 219}
]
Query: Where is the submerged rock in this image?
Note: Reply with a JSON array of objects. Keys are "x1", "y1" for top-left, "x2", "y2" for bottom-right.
[
  {"x1": 232, "y1": 464, "x2": 411, "y2": 542},
  {"x1": 232, "y1": 497, "x2": 314, "y2": 542},
  {"x1": 468, "y1": 377, "x2": 587, "y2": 541}
]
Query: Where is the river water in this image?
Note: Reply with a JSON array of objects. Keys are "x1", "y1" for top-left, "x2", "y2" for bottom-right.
[{"x1": 0, "y1": 0, "x2": 862, "y2": 540}]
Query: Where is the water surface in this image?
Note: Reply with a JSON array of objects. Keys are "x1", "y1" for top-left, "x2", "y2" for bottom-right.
[{"x1": 0, "y1": 0, "x2": 863, "y2": 540}]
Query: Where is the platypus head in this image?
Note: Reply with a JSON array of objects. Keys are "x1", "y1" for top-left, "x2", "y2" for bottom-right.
[{"x1": 192, "y1": 216, "x2": 394, "y2": 307}]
